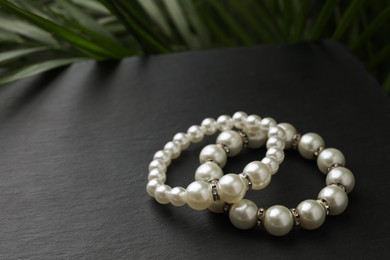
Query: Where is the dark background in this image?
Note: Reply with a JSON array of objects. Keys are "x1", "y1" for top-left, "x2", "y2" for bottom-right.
[{"x1": 0, "y1": 40, "x2": 389, "y2": 259}]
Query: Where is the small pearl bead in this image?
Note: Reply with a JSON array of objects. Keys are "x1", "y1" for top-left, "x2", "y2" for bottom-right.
[
  {"x1": 229, "y1": 199, "x2": 258, "y2": 230},
  {"x1": 298, "y1": 133, "x2": 325, "y2": 159},
  {"x1": 201, "y1": 118, "x2": 218, "y2": 135},
  {"x1": 186, "y1": 181, "x2": 213, "y2": 210},
  {"x1": 164, "y1": 141, "x2": 181, "y2": 159},
  {"x1": 216, "y1": 130, "x2": 243, "y2": 157},
  {"x1": 173, "y1": 132, "x2": 190, "y2": 150},
  {"x1": 318, "y1": 185, "x2": 348, "y2": 215},
  {"x1": 199, "y1": 144, "x2": 227, "y2": 168},
  {"x1": 217, "y1": 115, "x2": 234, "y2": 131},
  {"x1": 232, "y1": 111, "x2": 248, "y2": 129},
  {"x1": 154, "y1": 184, "x2": 171, "y2": 204},
  {"x1": 153, "y1": 150, "x2": 172, "y2": 166},
  {"x1": 169, "y1": 187, "x2": 187, "y2": 206},
  {"x1": 208, "y1": 200, "x2": 226, "y2": 213},
  {"x1": 187, "y1": 125, "x2": 204, "y2": 143},
  {"x1": 261, "y1": 157, "x2": 279, "y2": 175},
  {"x1": 246, "y1": 131, "x2": 266, "y2": 149},
  {"x1": 297, "y1": 200, "x2": 326, "y2": 230},
  {"x1": 268, "y1": 126, "x2": 286, "y2": 139},
  {"x1": 326, "y1": 167, "x2": 355, "y2": 193},
  {"x1": 260, "y1": 117, "x2": 277, "y2": 133},
  {"x1": 148, "y1": 159, "x2": 167, "y2": 172},
  {"x1": 243, "y1": 161, "x2": 271, "y2": 190},
  {"x1": 146, "y1": 179, "x2": 163, "y2": 197},
  {"x1": 195, "y1": 161, "x2": 223, "y2": 182},
  {"x1": 263, "y1": 205, "x2": 294, "y2": 236},
  {"x1": 245, "y1": 114, "x2": 262, "y2": 133},
  {"x1": 317, "y1": 148, "x2": 345, "y2": 174},
  {"x1": 148, "y1": 168, "x2": 166, "y2": 182},
  {"x1": 266, "y1": 147, "x2": 284, "y2": 163},
  {"x1": 217, "y1": 174, "x2": 247, "y2": 203},
  {"x1": 266, "y1": 136, "x2": 285, "y2": 149},
  {"x1": 278, "y1": 123, "x2": 297, "y2": 149}
]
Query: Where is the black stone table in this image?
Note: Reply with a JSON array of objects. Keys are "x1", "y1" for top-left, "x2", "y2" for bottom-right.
[{"x1": 0, "y1": 40, "x2": 389, "y2": 259}]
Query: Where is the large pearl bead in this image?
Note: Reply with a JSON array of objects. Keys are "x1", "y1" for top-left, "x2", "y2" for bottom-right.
[
  {"x1": 317, "y1": 148, "x2": 345, "y2": 174},
  {"x1": 217, "y1": 174, "x2": 247, "y2": 203},
  {"x1": 297, "y1": 200, "x2": 326, "y2": 230},
  {"x1": 186, "y1": 181, "x2": 213, "y2": 210},
  {"x1": 326, "y1": 167, "x2": 355, "y2": 193},
  {"x1": 164, "y1": 141, "x2": 181, "y2": 159},
  {"x1": 148, "y1": 168, "x2": 166, "y2": 182},
  {"x1": 245, "y1": 114, "x2": 262, "y2": 133},
  {"x1": 169, "y1": 186, "x2": 187, "y2": 206},
  {"x1": 229, "y1": 199, "x2": 258, "y2": 229},
  {"x1": 260, "y1": 117, "x2": 277, "y2": 133},
  {"x1": 243, "y1": 161, "x2": 271, "y2": 190},
  {"x1": 246, "y1": 130, "x2": 266, "y2": 149},
  {"x1": 217, "y1": 115, "x2": 234, "y2": 131},
  {"x1": 232, "y1": 111, "x2": 248, "y2": 129},
  {"x1": 154, "y1": 184, "x2": 171, "y2": 204},
  {"x1": 173, "y1": 132, "x2": 190, "y2": 150},
  {"x1": 278, "y1": 123, "x2": 297, "y2": 149},
  {"x1": 187, "y1": 125, "x2": 204, "y2": 143},
  {"x1": 318, "y1": 185, "x2": 348, "y2": 215},
  {"x1": 216, "y1": 130, "x2": 243, "y2": 157},
  {"x1": 263, "y1": 205, "x2": 294, "y2": 236},
  {"x1": 298, "y1": 133, "x2": 325, "y2": 159},
  {"x1": 153, "y1": 150, "x2": 172, "y2": 166},
  {"x1": 201, "y1": 118, "x2": 218, "y2": 135},
  {"x1": 199, "y1": 144, "x2": 227, "y2": 167},
  {"x1": 146, "y1": 179, "x2": 163, "y2": 197},
  {"x1": 261, "y1": 157, "x2": 279, "y2": 175},
  {"x1": 195, "y1": 161, "x2": 223, "y2": 182}
]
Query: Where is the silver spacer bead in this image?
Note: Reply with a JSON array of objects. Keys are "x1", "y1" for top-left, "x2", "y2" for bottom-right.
[
  {"x1": 206, "y1": 159, "x2": 221, "y2": 167},
  {"x1": 209, "y1": 179, "x2": 220, "y2": 201},
  {"x1": 237, "y1": 130, "x2": 249, "y2": 147},
  {"x1": 239, "y1": 173, "x2": 252, "y2": 189},
  {"x1": 290, "y1": 208, "x2": 300, "y2": 226},
  {"x1": 217, "y1": 143, "x2": 230, "y2": 154},
  {"x1": 257, "y1": 208, "x2": 265, "y2": 227},
  {"x1": 327, "y1": 163, "x2": 344, "y2": 173},
  {"x1": 291, "y1": 133, "x2": 301, "y2": 150},
  {"x1": 313, "y1": 146, "x2": 324, "y2": 158},
  {"x1": 223, "y1": 203, "x2": 231, "y2": 213},
  {"x1": 330, "y1": 183, "x2": 347, "y2": 192},
  {"x1": 317, "y1": 198, "x2": 330, "y2": 215}
]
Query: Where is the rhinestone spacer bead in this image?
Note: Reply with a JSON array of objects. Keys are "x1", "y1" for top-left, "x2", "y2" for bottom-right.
[
  {"x1": 237, "y1": 130, "x2": 249, "y2": 147},
  {"x1": 290, "y1": 208, "x2": 301, "y2": 226},
  {"x1": 257, "y1": 208, "x2": 265, "y2": 227},
  {"x1": 317, "y1": 198, "x2": 330, "y2": 215},
  {"x1": 223, "y1": 203, "x2": 231, "y2": 213},
  {"x1": 327, "y1": 163, "x2": 344, "y2": 173},
  {"x1": 209, "y1": 179, "x2": 220, "y2": 201},
  {"x1": 217, "y1": 143, "x2": 230, "y2": 154},
  {"x1": 330, "y1": 183, "x2": 347, "y2": 192},
  {"x1": 291, "y1": 133, "x2": 301, "y2": 150},
  {"x1": 239, "y1": 173, "x2": 252, "y2": 189},
  {"x1": 313, "y1": 146, "x2": 324, "y2": 158}
]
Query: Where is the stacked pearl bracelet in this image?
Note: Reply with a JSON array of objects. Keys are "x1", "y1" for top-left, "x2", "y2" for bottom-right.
[{"x1": 146, "y1": 112, "x2": 355, "y2": 236}]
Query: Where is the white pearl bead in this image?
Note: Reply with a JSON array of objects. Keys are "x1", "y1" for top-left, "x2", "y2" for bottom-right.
[
  {"x1": 243, "y1": 161, "x2": 271, "y2": 190},
  {"x1": 232, "y1": 111, "x2": 248, "y2": 129},
  {"x1": 216, "y1": 115, "x2": 234, "y2": 131},
  {"x1": 146, "y1": 179, "x2": 163, "y2": 197},
  {"x1": 318, "y1": 185, "x2": 348, "y2": 215},
  {"x1": 208, "y1": 200, "x2": 226, "y2": 213},
  {"x1": 268, "y1": 126, "x2": 286, "y2": 139},
  {"x1": 245, "y1": 114, "x2": 262, "y2": 133},
  {"x1": 169, "y1": 187, "x2": 187, "y2": 206},
  {"x1": 201, "y1": 118, "x2": 218, "y2": 135},
  {"x1": 263, "y1": 205, "x2": 294, "y2": 236},
  {"x1": 187, "y1": 125, "x2": 204, "y2": 143},
  {"x1": 199, "y1": 144, "x2": 227, "y2": 168},
  {"x1": 260, "y1": 117, "x2": 277, "y2": 133},
  {"x1": 195, "y1": 161, "x2": 223, "y2": 182},
  {"x1": 298, "y1": 133, "x2": 325, "y2": 159},
  {"x1": 297, "y1": 200, "x2": 326, "y2": 230},
  {"x1": 186, "y1": 181, "x2": 213, "y2": 210},
  {"x1": 216, "y1": 130, "x2": 243, "y2": 157},
  {"x1": 246, "y1": 130, "x2": 266, "y2": 149},
  {"x1": 173, "y1": 132, "x2": 190, "y2": 150},
  {"x1": 153, "y1": 150, "x2": 172, "y2": 166},
  {"x1": 164, "y1": 141, "x2": 181, "y2": 159},
  {"x1": 154, "y1": 184, "x2": 171, "y2": 204},
  {"x1": 326, "y1": 167, "x2": 355, "y2": 193},
  {"x1": 266, "y1": 136, "x2": 285, "y2": 149},
  {"x1": 266, "y1": 147, "x2": 284, "y2": 163},
  {"x1": 261, "y1": 157, "x2": 279, "y2": 175},
  {"x1": 317, "y1": 148, "x2": 345, "y2": 174},
  {"x1": 148, "y1": 168, "x2": 166, "y2": 182},
  {"x1": 217, "y1": 174, "x2": 247, "y2": 203},
  {"x1": 229, "y1": 199, "x2": 258, "y2": 229},
  {"x1": 278, "y1": 123, "x2": 297, "y2": 149},
  {"x1": 148, "y1": 159, "x2": 167, "y2": 172}
]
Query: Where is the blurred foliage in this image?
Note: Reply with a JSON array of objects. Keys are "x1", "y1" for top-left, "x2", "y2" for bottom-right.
[{"x1": 0, "y1": 0, "x2": 389, "y2": 91}]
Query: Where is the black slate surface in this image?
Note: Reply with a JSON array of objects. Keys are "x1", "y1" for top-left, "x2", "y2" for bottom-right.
[{"x1": 0, "y1": 40, "x2": 389, "y2": 259}]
